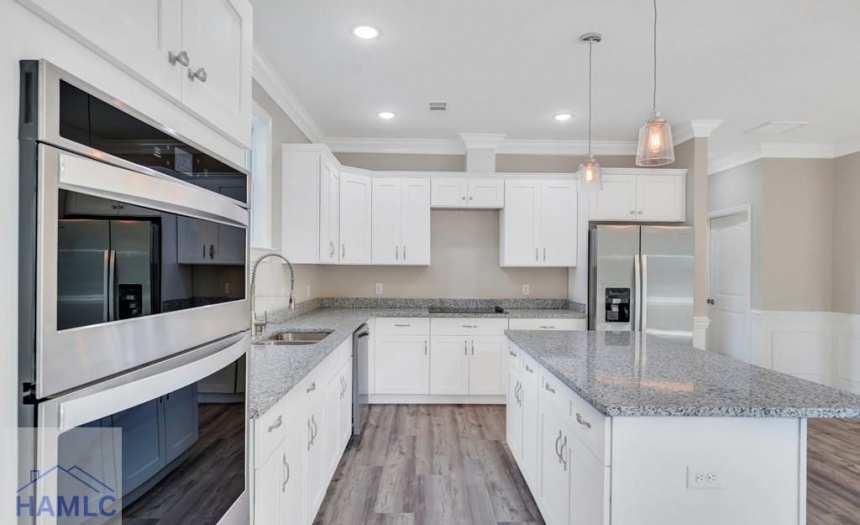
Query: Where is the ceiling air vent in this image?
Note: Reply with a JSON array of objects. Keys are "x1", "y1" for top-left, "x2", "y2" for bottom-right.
[
  {"x1": 745, "y1": 121, "x2": 809, "y2": 135},
  {"x1": 429, "y1": 101, "x2": 447, "y2": 112}
]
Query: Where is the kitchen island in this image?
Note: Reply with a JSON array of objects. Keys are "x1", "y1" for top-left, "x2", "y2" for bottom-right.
[{"x1": 505, "y1": 330, "x2": 860, "y2": 525}]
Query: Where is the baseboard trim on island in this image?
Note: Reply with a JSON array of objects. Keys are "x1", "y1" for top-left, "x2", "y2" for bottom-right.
[
  {"x1": 367, "y1": 394, "x2": 505, "y2": 405},
  {"x1": 693, "y1": 316, "x2": 710, "y2": 350}
]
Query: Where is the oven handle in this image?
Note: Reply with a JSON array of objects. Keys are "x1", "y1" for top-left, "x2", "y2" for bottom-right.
[{"x1": 107, "y1": 250, "x2": 117, "y2": 322}]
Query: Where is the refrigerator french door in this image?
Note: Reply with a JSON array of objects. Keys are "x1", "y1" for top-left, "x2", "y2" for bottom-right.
[{"x1": 588, "y1": 225, "x2": 694, "y2": 342}]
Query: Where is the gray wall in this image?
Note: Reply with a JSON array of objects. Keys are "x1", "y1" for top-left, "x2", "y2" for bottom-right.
[
  {"x1": 709, "y1": 157, "x2": 835, "y2": 312},
  {"x1": 833, "y1": 152, "x2": 860, "y2": 315}
]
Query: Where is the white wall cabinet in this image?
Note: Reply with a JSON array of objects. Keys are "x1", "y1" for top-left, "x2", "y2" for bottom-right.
[
  {"x1": 501, "y1": 179, "x2": 577, "y2": 267},
  {"x1": 431, "y1": 177, "x2": 504, "y2": 208},
  {"x1": 282, "y1": 146, "x2": 336, "y2": 264},
  {"x1": 318, "y1": 158, "x2": 341, "y2": 264},
  {"x1": 371, "y1": 178, "x2": 431, "y2": 265},
  {"x1": 339, "y1": 168, "x2": 372, "y2": 265},
  {"x1": 589, "y1": 171, "x2": 686, "y2": 223},
  {"x1": 18, "y1": 0, "x2": 252, "y2": 147}
]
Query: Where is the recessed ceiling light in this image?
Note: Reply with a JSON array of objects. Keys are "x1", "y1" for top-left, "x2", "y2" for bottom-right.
[
  {"x1": 377, "y1": 111, "x2": 396, "y2": 120},
  {"x1": 554, "y1": 113, "x2": 573, "y2": 122},
  {"x1": 352, "y1": 26, "x2": 380, "y2": 39}
]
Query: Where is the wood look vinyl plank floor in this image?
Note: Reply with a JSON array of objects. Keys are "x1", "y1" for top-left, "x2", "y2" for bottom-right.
[
  {"x1": 808, "y1": 418, "x2": 860, "y2": 525},
  {"x1": 314, "y1": 405, "x2": 544, "y2": 525}
]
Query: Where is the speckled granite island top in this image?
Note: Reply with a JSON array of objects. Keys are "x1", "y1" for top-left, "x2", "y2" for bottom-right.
[
  {"x1": 506, "y1": 330, "x2": 860, "y2": 418},
  {"x1": 249, "y1": 304, "x2": 585, "y2": 418}
]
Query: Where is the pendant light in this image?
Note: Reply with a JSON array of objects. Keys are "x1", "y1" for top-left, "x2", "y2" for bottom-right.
[
  {"x1": 635, "y1": 0, "x2": 675, "y2": 166},
  {"x1": 579, "y1": 32, "x2": 602, "y2": 191}
]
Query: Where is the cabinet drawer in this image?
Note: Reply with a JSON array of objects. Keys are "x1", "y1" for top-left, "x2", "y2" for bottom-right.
[
  {"x1": 509, "y1": 318, "x2": 586, "y2": 331},
  {"x1": 506, "y1": 341, "x2": 520, "y2": 367},
  {"x1": 569, "y1": 390, "x2": 611, "y2": 465},
  {"x1": 431, "y1": 317, "x2": 508, "y2": 336},
  {"x1": 254, "y1": 396, "x2": 287, "y2": 467},
  {"x1": 539, "y1": 369, "x2": 570, "y2": 418},
  {"x1": 376, "y1": 317, "x2": 430, "y2": 335}
]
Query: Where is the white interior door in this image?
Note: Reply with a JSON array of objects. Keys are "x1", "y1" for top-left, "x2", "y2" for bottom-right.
[{"x1": 709, "y1": 212, "x2": 751, "y2": 362}]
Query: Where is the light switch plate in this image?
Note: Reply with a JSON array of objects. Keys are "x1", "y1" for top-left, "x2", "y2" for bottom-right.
[
  {"x1": 375, "y1": 283, "x2": 384, "y2": 295},
  {"x1": 522, "y1": 284, "x2": 530, "y2": 296}
]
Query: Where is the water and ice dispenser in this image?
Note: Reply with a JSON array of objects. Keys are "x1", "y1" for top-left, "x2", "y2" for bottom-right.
[{"x1": 605, "y1": 288, "x2": 630, "y2": 323}]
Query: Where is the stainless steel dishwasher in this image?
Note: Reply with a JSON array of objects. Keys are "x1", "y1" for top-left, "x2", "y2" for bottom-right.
[{"x1": 352, "y1": 324, "x2": 371, "y2": 437}]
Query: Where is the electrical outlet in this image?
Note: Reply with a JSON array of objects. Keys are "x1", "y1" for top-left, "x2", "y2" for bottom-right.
[
  {"x1": 224, "y1": 282, "x2": 230, "y2": 294},
  {"x1": 522, "y1": 284, "x2": 530, "y2": 296},
  {"x1": 306, "y1": 284, "x2": 311, "y2": 298},
  {"x1": 375, "y1": 283, "x2": 384, "y2": 295},
  {"x1": 687, "y1": 465, "x2": 724, "y2": 489}
]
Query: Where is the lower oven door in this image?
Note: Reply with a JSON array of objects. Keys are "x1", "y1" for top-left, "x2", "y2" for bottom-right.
[
  {"x1": 35, "y1": 144, "x2": 250, "y2": 399},
  {"x1": 23, "y1": 332, "x2": 250, "y2": 525}
]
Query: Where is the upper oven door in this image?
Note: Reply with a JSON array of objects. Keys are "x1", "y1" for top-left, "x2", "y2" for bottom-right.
[{"x1": 37, "y1": 144, "x2": 250, "y2": 399}]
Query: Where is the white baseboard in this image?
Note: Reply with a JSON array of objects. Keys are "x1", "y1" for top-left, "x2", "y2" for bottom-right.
[
  {"x1": 367, "y1": 394, "x2": 505, "y2": 405},
  {"x1": 693, "y1": 316, "x2": 711, "y2": 350}
]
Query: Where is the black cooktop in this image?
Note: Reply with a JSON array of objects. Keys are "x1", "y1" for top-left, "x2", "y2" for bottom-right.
[{"x1": 428, "y1": 306, "x2": 507, "y2": 315}]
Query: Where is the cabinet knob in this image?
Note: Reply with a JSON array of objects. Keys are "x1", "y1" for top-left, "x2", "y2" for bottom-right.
[
  {"x1": 638, "y1": 210, "x2": 644, "y2": 215},
  {"x1": 188, "y1": 67, "x2": 208, "y2": 83},
  {"x1": 630, "y1": 210, "x2": 636, "y2": 215},
  {"x1": 461, "y1": 195, "x2": 466, "y2": 201},
  {"x1": 469, "y1": 196, "x2": 474, "y2": 201},
  {"x1": 168, "y1": 50, "x2": 190, "y2": 67}
]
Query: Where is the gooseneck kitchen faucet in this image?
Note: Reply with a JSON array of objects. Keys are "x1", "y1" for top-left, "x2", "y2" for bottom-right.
[{"x1": 250, "y1": 252, "x2": 296, "y2": 335}]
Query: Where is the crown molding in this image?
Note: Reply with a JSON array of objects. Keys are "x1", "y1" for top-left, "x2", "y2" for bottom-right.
[
  {"x1": 833, "y1": 137, "x2": 860, "y2": 158},
  {"x1": 673, "y1": 119, "x2": 724, "y2": 144},
  {"x1": 252, "y1": 45, "x2": 326, "y2": 144},
  {"x1": 496, "y1": 139, "x2": 637, "y2": 156},
  {"x1": 460, "y1": 133, "x2": 507, "y2": 150},
  {"x1": 708, "y1": 140, "x2": 860, "y2": 175},
  {"x1": 708, "y1": 146, "x2": 763, "y2": 175},
  {"x1": 326, "y1": 137, "x2": 465, "y2": 155}
]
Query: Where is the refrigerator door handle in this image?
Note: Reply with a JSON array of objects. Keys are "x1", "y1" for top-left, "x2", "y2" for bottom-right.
[
  {"x1": 108, "y1": 249, "x2": 117, "y2": 322},
  {"x1": 634, "y1": 254, "x2": 642, "y2": 332},
  {"x1": 102, "y1": 250, "x2": 110, "y2": 323},
  {"x1": 641, "y1": 255, "x2": 649, "y2": 334}
]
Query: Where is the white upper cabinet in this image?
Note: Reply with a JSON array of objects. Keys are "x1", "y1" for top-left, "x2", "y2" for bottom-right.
[
  {"x1": 180, "y1": 0, "x2": 252, "y2": 145},
  {"x1": 338, "y1": 168, "x2": 372, "y2": 265},
  {"x1": 589, "y1": 170, "x2": 687, "y2": 223},
  {"x1": 281, "y1": 145, "x2": 333, "y2": 264},
  {"x1": 19, "y1": 0, "x2": 252, "y2": 146},
  {"x1": 371, "y1": 178, "x2": 431, "y2": 266},
  {"x1": 431, "y1": 177, "x2": 504, "y2": 208},
  {"x1": 318, "y1": 158, "x2": 340, "y2": 264},
  {"x1": 501, "y1": 179, "x2": 577, "y2": 267}
]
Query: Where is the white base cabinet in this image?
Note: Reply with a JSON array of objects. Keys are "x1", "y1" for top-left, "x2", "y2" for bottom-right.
[{"x1": 253, "y1": 339, "x2": 352, "y2": 525}]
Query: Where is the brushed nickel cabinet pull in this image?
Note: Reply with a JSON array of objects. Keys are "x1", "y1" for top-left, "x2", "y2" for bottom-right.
[
  {"x1": 576, "y1": 413, "x2": 592, "y2": 429},
  {"x1": 306, "y1": 382, "x2": 316, "y2": 393},
  {"x1": 525, "y1": 364, "x2": 533, "y2": 373},
  {"x1": 188, "y1": 66, "x2": 208, "y2": 82},
  {"x1": 282, "y1": 454, "x2": 290, "y2": 492},
  {"x1": 545, "y1": 382, "x2": 556, "y2": 394},
  {"x1": 268, "y1": 415, "x2": 283, "y2": 433}
]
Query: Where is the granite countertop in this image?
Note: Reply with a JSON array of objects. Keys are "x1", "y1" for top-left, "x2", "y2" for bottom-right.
[
  {"x1": 506, "y1": 330, "x2": 860, "y2": 418},
  {"x1": 249, "y1": 305, "x2": 585, "y2": 418}
]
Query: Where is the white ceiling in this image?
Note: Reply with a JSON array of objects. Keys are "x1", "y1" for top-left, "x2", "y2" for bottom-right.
[{"x1": 252, "y1": 0, "x2": 860, "y2": 159}]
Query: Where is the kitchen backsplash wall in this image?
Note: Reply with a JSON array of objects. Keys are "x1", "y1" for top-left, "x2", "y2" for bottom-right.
[{"x1": 317, "y1": 209, "x2": 569, "y2": 299}]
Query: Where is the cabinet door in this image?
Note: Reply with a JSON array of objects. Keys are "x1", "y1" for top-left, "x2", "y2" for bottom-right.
[
  {"x1": 214, "y1": 185, "x2": 247, "y2": 264},
  {"x1": 520, "y1": 356, "x2": 540, "y2": 489},
  {"x1": 467, "y1": 179, "x2": 505, "y2": 208},
  {"x1": 177, "y1": 217, "x2": 217, "y2": 264},
  {"x1": 540, "y1": 180, "x2": 577, "y2": 266},
  {"x1": 180, "y1": 0, "x2": 252, "y2": 145},
  {"x1": 18, "y1": 0, "x2": 183, "y2": 99},
  {"x1": 636, "y1": 174, "x2": 686, "y2": 222},
  {"x1": 400, "y1": 179, "x2": 431, "y2": 265},
  {"x1": 283, "y1": 402, "x2": 306, "y2": 525},
  {"x1": 162, "y1": 385, "x2": 199, "y2": 464},
  {"x1": 339, "y1": 171, "x2": 373, "y2": 264},
  {"x1": 589, "y1": 174, "x2": 638, "y2": 221},
  {"x1": 253, "y1": 441, "x2": 286, "y2": 525},
  {"x1": 431, "y1": 178, "x2": 468, "y2": 207},
  {"x1": 469, "y1": 336, "x2": 506, "y2": 395},
  {"x1": 324, "y1": 362, "x2": 351, "y2": 478},
  {"x1": 569, "y1": 436, "x2": 610, "y2": 525},
  {"x1": 501, "y1": 180, "x2": 541, "y2": 266},
  {"x1": 318, "y1": 159, "x2": 340, "y2": 263},
  {"x1": 506, "y1": 363, "x2": 523, "y2": 462},
  {"x1": 340, "y1": 359, "x2": 353, "y2": 449},
  {"x1": 539, "y1": 406, "x2": 571, "y2": 525},
  {"x1": 430, "y1": 336, "x2": 470, "y2": 395},
  {"x1": 375, "y1": 335, "x2": 430, "y2": 394},
  {"x1": 371, "y1": 179, "x2": 402, "y2": 265},
  {"x1": 304, "y1": 392, "x2": 327, "y2": 521},
  {"x1": 112, "y1": 399, "x2": 166, "y2": 496}
]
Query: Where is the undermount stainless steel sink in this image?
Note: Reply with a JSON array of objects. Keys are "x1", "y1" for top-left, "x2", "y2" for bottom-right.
[{"x1": 263, "y1": 331, "x2": 331, "y2": 345}]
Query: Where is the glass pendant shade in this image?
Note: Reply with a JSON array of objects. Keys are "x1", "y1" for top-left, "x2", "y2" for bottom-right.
[
  {"x1": 636, "y1": 112, "x2": 675, "y2": 166},
  {"x1": 579, "y1": 156, "x2": 602, "y2": 191}
]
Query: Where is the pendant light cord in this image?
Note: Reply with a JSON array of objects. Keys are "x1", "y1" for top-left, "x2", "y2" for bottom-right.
[
  {"x1": 652, "y1": 0, "x2": 658, "y2": 113},
  {"x1": 588, "y1": 40, "x2": 593, "y2": 157}
]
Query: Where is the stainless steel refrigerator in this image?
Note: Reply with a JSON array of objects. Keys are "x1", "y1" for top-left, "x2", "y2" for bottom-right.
[
  {"x1": 588, "y1": 225, "x2": 694, "y2": 342},
  {"x1": 57, "y1": 219, "x2": 160, "y2": 330}
]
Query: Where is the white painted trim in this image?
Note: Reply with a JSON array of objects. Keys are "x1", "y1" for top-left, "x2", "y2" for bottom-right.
[
  {"x1": 460, "y1": 132, "x2": 507, "y2": 149},
  {"x1": 759, "y1": 142, "x2": 836, "y2": 158},
  {"x1": 833, "y1": 137, "x2": 860, "y2": 158},
  {"x1": 673, "y1": 119, "x2": 724, "y2": 144},
  {"x1": 252, "y1": 44, "x2": 326, "y2": 143},
  {"x1": 832, "y1": 312, "x2": 860, "y2": 395},
  {"x1": 367, "y1": 394, "x2": 505, "y2": 405},
  {"x1": 693, "y1": 316, "x2": 710, "y2": 350},
  {"x1": 708, "y1": 146, "x2": 762, "y2": 175},
  {"x1": 748, "y1": 310, "x2": 834, "y2": 386},
  {"x1": 710, "y1": 138, "x2": 860, "y2": 175}
]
